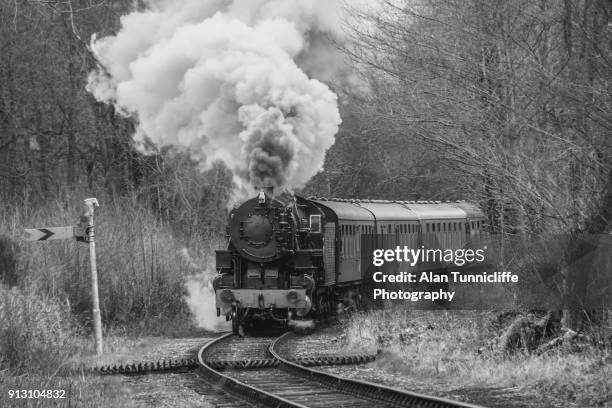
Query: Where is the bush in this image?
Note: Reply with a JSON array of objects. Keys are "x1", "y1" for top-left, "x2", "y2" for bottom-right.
[{"x1": 0, "y1": 286, "x2": 81, "y2": 375}]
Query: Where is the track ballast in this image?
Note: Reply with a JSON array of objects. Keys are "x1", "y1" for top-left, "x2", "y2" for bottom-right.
[{"x1": 198, "y1": 332, "x2": 486, "y2": 408}]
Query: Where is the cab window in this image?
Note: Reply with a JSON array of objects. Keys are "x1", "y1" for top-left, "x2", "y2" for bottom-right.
[{"x1": 310, "y1": 215, "x2": 321, "y2": 233}]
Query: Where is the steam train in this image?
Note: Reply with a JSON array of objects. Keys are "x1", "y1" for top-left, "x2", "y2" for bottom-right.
[{"x1": 213, "y1": 188, "x2": 487, "y2": 334}]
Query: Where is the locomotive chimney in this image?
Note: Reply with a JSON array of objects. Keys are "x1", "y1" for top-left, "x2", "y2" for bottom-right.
[{"x1": 256, "y1": 185, "x2": 274, "y2": 197}]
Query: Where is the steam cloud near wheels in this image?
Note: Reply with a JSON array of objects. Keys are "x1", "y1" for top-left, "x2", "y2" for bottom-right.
[{"x1": 87, "y1": 0, "x2": 343, "y2": 200}]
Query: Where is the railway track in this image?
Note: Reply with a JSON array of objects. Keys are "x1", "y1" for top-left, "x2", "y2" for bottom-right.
[{"x1": 198, "y1": 332, "x2": 487, "y2": 408}]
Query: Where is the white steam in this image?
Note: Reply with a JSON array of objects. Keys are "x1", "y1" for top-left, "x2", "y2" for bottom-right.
[
  {"x1": 87, "y1": 0, "x2": 343, "y2": 198},
  {"x1": 185, "y1": 270, "x2": 230, "y2": 332},
  {"x1": 179, "y1": 247, "x2": 229, "y2": 331}
]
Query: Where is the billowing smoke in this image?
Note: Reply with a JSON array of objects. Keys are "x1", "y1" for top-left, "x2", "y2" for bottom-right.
[{"x1": 87, "y1": 0, "x2": 343, "y2": 198}]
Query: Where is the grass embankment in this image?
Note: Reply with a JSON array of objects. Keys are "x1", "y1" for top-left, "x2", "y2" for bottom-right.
[
  {"x1": 0, "y1": 193, "x2": 223, "y2": 407},
  {"x1": 0, "y1": 286, "x2": 134, "y2": 407},
  {"x1": 343, "y1": 310, "x2": 612, "y2": 407}
]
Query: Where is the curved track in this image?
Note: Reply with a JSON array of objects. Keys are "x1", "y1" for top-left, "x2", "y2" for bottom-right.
[{"x1": 198, "y1": 332, "x2": 486, "y2": 408}]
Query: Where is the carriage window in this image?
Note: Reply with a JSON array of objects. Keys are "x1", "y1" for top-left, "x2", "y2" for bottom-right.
[
  {"x1": 459, "y1": 223, "x2": 462, "y2": 231},
  {"x1": 432, "y1": 223, "x2": 435, "y2": 232},
  {"x1": 471, "y1": 222, "x2": 475, "y2": 230},
  {"x1": 426, "y1": 224, "x2": 430, "y2": 232},
  {"x1": 443, "y1": 223, "x2": 446, "y2": 232},
  {"x1": 309, "y1": 215, "x2": 321, "y2": 233}
]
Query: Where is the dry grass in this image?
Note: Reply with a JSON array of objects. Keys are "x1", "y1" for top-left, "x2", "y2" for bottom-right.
[
  {"x1": 0, "y1": 285, "x2": 136, "y2": 407},
  {"x1": 0, "y1": 190, "x2": 225, "y2": 406},
  {"x1": 343, "y1": 310, "x2": 612, "y2": 406},
  {"x1": 0, "y1": 369, "x2": 134, "y2": 408},
  {"x1": 0, "y1": 286, "x2": 81, "y2": 376},
  {"x1": 0, "y1": 190, "x2": 222, "y2": 331}
]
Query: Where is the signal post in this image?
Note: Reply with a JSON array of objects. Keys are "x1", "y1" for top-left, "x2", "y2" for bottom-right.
[
  {"x1": 82, "y1": 198, "x2": 103, "y2": 355},
  {"x1": 24, "y1": 197, "x2": 104, "y2": 355}
]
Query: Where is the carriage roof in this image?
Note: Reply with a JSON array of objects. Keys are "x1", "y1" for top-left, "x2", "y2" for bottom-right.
[
  {"x1": 449, "y1": 201, "x2": 486, "y2": 219},
  {"x1": 310, "y1": 198, "x2": 482, "y2": 222},
  {"x1": 400, "y1": 203, "x2": 467, "y2": 220},
  {"x1": 355, "y1": 202, "x2": 417, "y2": 221},
  {"x1": 311, "y1": 199, "x2": 373, "y2": 221}
]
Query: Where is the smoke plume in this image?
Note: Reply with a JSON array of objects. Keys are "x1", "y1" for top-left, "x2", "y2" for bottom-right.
[{"x1": 87, "y1": 0, "x2": 342, "y2": 198}]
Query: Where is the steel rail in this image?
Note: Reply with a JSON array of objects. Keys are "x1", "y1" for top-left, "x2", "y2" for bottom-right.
[
  {"x1": 269, "y1": 332, "x2": 487, "y2": 408},
  {"x1": 198, "y1": 332, "x2": 489, "y2": 408},
  {"x1": 197, "y1": 332, "x2": 309, "y2": 408}
]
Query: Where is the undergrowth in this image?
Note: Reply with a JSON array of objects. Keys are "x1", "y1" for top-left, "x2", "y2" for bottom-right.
[
  {"x1": 344, "y1": 310, "x2": 612, "y2": 406},
  {"x1": 0, "y1": 190, "x2": 223, "y2": 406},
  {"x1": 0, "y1": 190, "x2": 222, "y2": 330}
]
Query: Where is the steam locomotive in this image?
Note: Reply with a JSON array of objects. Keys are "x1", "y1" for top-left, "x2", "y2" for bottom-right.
[{"x1": 213, "y1": 188, "x2": 487, "y2": 334}]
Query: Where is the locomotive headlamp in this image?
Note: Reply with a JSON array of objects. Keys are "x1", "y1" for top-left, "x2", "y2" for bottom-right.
[
  {"x1": 219, "y1": 289, "x2": 235, "y2": 304},
  {"x1": 286, "y1": 290, "x2": 299, "y2": 304},
  {"x1": 258, "y1": 191, "x2": 266, "y2": 204}
]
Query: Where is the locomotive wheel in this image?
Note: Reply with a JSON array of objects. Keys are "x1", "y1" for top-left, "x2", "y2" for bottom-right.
[
  {"x1": 316, "y1": 293, "x2": 336, "y2": 316},
  {"x1": 317, "y1": 294, "x2": 328, "y2": 316},
  {"x1": 232, "y1": 308, "x2": 246, "y2": 336},
  {"x1": 353, "y1": 293, "x2": 367, "y2": 312}
]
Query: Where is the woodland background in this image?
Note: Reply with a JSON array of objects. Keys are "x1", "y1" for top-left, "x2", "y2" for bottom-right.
[{"x1": 0, "y1": 0, "x2": 610, "y2": 343}]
